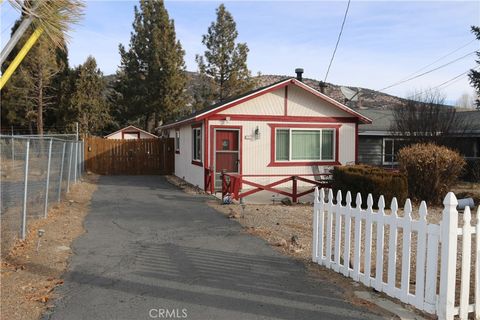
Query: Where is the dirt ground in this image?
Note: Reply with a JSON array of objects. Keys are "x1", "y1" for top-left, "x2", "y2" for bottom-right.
[
  {"x1": 0, "y1": 175, "x2": 97, "y2": 320},
  {"x1": 452, "y1": 182, "x2": 480, "y2": 204},
  {"x1": 166, "y1": 175, "x2": 479, "y2": 318}
]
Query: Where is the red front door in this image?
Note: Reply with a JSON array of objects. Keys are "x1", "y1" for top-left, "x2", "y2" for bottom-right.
[{"x1": 214, "y1": 129, "x2": 240, "y2": 188}]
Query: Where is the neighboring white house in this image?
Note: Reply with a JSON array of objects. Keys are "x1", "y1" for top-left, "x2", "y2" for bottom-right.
[
  {"x1": 159, "y1": 73, "x2": 371, "y2": 191},
  {"x1": 105, "y1": 125, "x2": 158, "y2": 140}
]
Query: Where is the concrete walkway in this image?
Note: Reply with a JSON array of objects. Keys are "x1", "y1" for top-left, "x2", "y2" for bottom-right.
[{"x1": 46, "y1": 176, "x2": 388, "y2": 320}]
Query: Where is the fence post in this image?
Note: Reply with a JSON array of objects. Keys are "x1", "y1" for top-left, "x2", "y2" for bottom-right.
[
  {"x1": 343, "y1": 191, "x2": 352, "y2": 276},
  {"x1": 317, "y1": 188, "x2": 326, "y2": 263},
  {"x1": 58, "y1": 142, "x2": 66, "y2": 202},
  {"x1": 43, "y1": 139, "x2": 53, "y2": 218},
  {"x1": 74, "y1": 142, "x2": 78, "y2": 183},
  {"x1": 79, "y1": 141, "x2": 82, "y2": 175},
  {"x1": 325, "y1": 189, "x2": 334, "y2": 268},
  {"x1": 79, "y1": 141, "x2": 83, "y2": 176},
  {"x1": 352, "y1": 193, "x2": 362, "y2": 281},
  {"x1": 312, "y1": 188, "x2": 320, "y2": 262},
  {"x1": 221, "y1": 170, "x2": 226, "y2": 199},
  {"x1": 475, "y1": 207, "x2": 480, "y2": 319},
  {"x1": 67, "y1": 142, "x2": 73, "y2": 193},
  {"x1": 81, "y1": 141, "x2": 84, "y2": 175},
  {"x1": 21, "y1": 139, "x2": 30, "y2": 240},
  {"x1": 333, "y1": 190, "x2": 343, "y2": 273},
  {"x1": 438, "y1": 192, "x2": 459, "y2": 320},
  {"x1": 291, "y1": 176, "x2": 298, "y2": 203},
  {"x1": 11, "y1": 131, "x2": 14, "y2": 164},
  {"x1": 82, "y1": 141, "x2": 85, "y2": 174}
]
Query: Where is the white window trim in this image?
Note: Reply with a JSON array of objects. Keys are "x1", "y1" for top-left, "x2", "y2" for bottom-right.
[
  {"x1": 274, "y1": 128, "x2": 336, "y2": 162},
  {"x1": 192, "y1": 127, "x2": 202, "y2": 162},
  {"x1": 175, "y1": 130, "x2": 180, "y2": 153},
  {"x1": 382, "y1": 138, "x2": 401, "y2": 165}
]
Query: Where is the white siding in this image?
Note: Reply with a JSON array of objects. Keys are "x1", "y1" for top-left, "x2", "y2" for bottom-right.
[
  {"x1": 170, "y1": 125, "x2": 204, "y2": 188},
  {"x1": 339, "y1": 123, "x2": 356, "y2": 163},
  {"x1": 287, "y1": 85, "x2": 351, "y2": 117},
  {"x1": 106, "y1": 132, "x2": 124, "y2": 139},
  {"x1": 170, "y1": 83, "x2": 358, "y2": 190},
  {"x1": 217, "y1": 85, "x2": 356, "y2": 117},
  {"x1": 139, "y1": 131, "x2": 156, "y2": 139},
  {"x1": 106, "y1": 130, "x2": 156, "y2": 139},
  {"x1": 218, "y1": 90, "x2": 284, "y2": 115},
  {"x1": 208, "y1": 120, "x2": 356, "y2": 188}
]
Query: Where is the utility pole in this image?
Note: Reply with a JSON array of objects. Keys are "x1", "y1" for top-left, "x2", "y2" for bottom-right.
[
  {"x1": 0, "y1": 15, "x2": 34, "y2": 65},
  {"x1": 75, "y1": 122, "x2": 79, "y2": 141}
]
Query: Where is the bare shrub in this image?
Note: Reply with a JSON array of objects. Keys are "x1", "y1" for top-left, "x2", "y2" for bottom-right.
[{"x1": 398, "y1": 143, "x2": 466, "y2": 204}]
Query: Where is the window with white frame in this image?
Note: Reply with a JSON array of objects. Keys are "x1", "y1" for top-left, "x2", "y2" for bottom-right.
[
  {"x1": 175, "y1": 130, "x2": 180, "y2": 153},
  {"x1": 192, "y1": 127, "x2": 202, "y2": 162},
  {"x1": 382, "y1": 138, "x2": 407, "y2": 165},
  {"x1": 275, "y1": 128, "x2": 335, "y2": 162}
]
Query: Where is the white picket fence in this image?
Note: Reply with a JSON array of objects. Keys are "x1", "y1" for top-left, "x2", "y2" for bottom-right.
[{"x1": 312, "y1": 188, "x2": 480, "y2": 320}]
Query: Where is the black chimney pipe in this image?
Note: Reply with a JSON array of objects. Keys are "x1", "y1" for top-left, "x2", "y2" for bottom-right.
[
  {"x1": 295, "y1": 68, "x2": 304, "y2": 81},
  {"x1": 319, "y1": 81, "x2": 327, "y2": 94}
]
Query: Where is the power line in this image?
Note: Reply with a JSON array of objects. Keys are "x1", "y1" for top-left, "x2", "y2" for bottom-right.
[
  {"x1": 397, "y1": 39, "x2": 476, "y2": 82},
  {"x1": 324, "y1": 0, "x2": 351, "y2": 82},
  {"x1": 1, "y1": 17, "x2": 15, "y2": 37},
  {"x1": 1, "y1": 21, "x2": 15, "y2": 37},
  {"x1": 379, "y1": 50, "x2": 476, "y2": 92},
  {"x1": 0, "y1": 1, "x2": 16, "y2": 35},
  {"x1": 436, "y1": 70, "x2": 472, "y2": 89},
  {"x1": 406, "y1": 67, "x2": 476, "y2": 98}
]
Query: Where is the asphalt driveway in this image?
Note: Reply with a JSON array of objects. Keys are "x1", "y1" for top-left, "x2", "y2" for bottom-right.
[{"x1": 45, "y1": 176, "x2": 388, "y2": 320}]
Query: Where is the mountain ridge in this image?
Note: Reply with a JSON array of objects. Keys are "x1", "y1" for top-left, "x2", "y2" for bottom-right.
[{"x1": 105, "y1": 71, "x2": 410, "y2": 111}]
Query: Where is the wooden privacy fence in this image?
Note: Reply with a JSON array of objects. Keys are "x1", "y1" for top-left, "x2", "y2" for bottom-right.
[
  {"x1": 313, "y1": 188, "x2": 480, "y2": 320},
  {"x1": 84, "y1": 137, "x2": 174, "y2": 175}
]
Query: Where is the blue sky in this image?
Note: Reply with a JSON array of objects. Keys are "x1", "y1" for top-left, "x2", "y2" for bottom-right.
[{"x1": 1, "y1": 1, "x2": 479, "y2": 104}]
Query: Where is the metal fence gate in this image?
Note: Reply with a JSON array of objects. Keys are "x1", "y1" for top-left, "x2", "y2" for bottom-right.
[{"x1": 84, "y1": 137, "x2": 174, "y2": 175}]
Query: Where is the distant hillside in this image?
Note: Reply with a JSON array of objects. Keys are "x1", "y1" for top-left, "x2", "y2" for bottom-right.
[
  {"x1": 105, "y1": 71, "x2": 409, "y2": 110},
  {"x1": 185, "y1": 72, "x2": 410, "y2": 110},
  {"x1": 254, "y1": 74, "x2": 408, "y2": 110}
]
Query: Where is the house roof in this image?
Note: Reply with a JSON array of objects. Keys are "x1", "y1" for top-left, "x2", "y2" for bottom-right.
[
  {"x1": 458, "y1": 110, "x2": 480, "y2": 134},
  {"x1": 104, "y1": 125, "x2": 158, "y2": 139},
  {"x1": 357, "y1": 109, "x2": 480, "y2": 136},
  {"x1": 356, "y1": 109, "x2": 395, "y2": 135},
  {"x1": 159, "y1": 78, "x2": 372, "y2": 129}
]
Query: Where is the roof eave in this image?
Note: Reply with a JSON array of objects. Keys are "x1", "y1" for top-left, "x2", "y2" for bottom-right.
[
  {"x1": 158, "y1": 77, "x2": 372, "y2": 128},
  {"x1": 104, "y1": 125, "x2": 158, "y2": 138}
]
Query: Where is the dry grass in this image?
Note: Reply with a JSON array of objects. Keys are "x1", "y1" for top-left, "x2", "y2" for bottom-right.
[
  {"x1": 0, "y1": 175, "x2": 97, "y2": 320},
  {"x1": 1, "y1": 156, "x2": 51, "y2": 184},
  {"x1": 452, "y1": 182, "x2": 480, "y2": 204}
]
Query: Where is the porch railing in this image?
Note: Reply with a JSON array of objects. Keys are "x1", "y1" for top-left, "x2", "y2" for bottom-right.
[{"x1": 220, "y1": 172, "x2": 333, "y2": 203}]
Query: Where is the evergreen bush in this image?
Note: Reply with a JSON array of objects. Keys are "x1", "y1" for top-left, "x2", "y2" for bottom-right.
[{"x1": 332, "y1": 165, "x2": 408, "y2": 206}]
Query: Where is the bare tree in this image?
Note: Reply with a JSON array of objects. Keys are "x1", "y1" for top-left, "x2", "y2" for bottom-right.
[
  {"x1": 391, "y1": 90, "x2": 469, "y2": 145},
  {"x1": 456, "y1": 92, "x2": 475, "y2": 109}
]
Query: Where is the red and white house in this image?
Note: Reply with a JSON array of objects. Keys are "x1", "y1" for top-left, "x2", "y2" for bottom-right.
[
  {"x1": 105, "y1": 125, "x2": 158, "y2": 140},
  {"x1": 160, "y1": 76, "x2": 371, "y2": 194}
]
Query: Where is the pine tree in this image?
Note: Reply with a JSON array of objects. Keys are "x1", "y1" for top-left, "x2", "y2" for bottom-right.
[
  {"x1": 69, "y1": 56, "x2": 112, "y2": 135},
  {"x1": 468, "y1": 26, "x2": 480, "y2": 110},
  {"x1": 114, "y1": 0, "x2": 187, "y2": 130},
  {"x1": 195, "y1": 4, "x2": 254, "y2": 108},
  {"x1": 1, "y1": 23, "x2": 63, "y2": 134},
  {"x1": 1, "y1": 17, "x2": 69, "y2": 134},
  {"x1": 47, "y1": 47, "x2": 74, "y2": 132}
]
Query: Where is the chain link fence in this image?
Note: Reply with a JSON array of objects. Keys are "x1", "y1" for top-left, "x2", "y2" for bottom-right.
[{"x1": 0, "y1": 135, "x2": 84, "y2": 256}]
